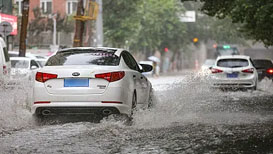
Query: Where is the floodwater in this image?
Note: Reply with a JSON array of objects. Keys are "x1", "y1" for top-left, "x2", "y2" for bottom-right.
[{"x1": 1, "y1": 74, "x2": 273, "y2": 153}]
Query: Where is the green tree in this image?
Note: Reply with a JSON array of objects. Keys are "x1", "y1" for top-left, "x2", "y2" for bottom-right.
[
  {"x1": 103, "y1": 0, "x2": 142, "y2": 47},
  {"x1": 181, "y1": 0, "x2": 273, "y2": 46},
  {"x1": 103, "y1": 0, "x2": 187, "y2": 54},
  {"x1": 133, "y1": 0, "x2": 187, "y2": 54}
]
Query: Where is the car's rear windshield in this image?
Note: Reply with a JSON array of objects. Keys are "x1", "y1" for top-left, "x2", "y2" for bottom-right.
[
  {"x1": 46, "y1": 49, "x2": 120, "y2": 66},
  {"x1": 252, "y1": 60, "x2": 273, "y2": 68},
  {"x1": 217, "y1": 59, "x2": 249, "y2": 68}
]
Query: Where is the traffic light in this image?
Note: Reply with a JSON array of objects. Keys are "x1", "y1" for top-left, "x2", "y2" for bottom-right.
[
  {"x1": 164, "y1": 47, "x2": 168, "y2": 52},
  {"x1": 193, "y1": 37, "x2": 199, "y2": 46}
]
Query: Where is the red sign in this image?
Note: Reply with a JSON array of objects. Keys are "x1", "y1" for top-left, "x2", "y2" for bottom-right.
[{"x1": 0, "y1": 13, "x2": 18, "y2": 35}]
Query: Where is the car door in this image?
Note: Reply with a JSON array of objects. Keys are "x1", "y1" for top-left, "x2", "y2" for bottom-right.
[
  {"x1": 127, "y1": 52, "x2": 150, "y2": 103},
  {"x1": 121, "y1": 51, "x2": 144, "y2": 103}
]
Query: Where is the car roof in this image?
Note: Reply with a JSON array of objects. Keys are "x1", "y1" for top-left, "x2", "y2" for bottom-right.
[
  {"x1": 216, "y1": 55, "x2": 250, "y2": 60},
  {"x1": 56, "y1": 47, "x2": 125, "y2": 56},
  {"x1": 10, "y1": 57, "x2": 32, "y2": 61},
  {"x1": 253, "y1": 59, "x2": 272, "y2": 62}
]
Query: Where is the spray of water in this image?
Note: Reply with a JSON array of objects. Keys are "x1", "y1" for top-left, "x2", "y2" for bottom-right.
[
  {"x1": 1, "y1": 73, "x2": 272, "y2": 133},
  {"x1": 0, "y1": 77, "x2": 34, "y2": 134},
  {"x1": 133, "y1": 74, "x2": 273, "y2": 129}
]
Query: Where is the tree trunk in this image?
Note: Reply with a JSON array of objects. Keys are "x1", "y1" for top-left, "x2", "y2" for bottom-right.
[
  {"x1": 19, "y1": 0, "x2": 29, "y2": 57},
  {"x1": 73, "y1": 0, "x2": 85, "y2": 47}
]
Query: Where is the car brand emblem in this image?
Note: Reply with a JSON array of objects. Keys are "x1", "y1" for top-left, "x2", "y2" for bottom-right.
[{"x1": 72, "y1": 72, "x2": 80, "y2": 76}]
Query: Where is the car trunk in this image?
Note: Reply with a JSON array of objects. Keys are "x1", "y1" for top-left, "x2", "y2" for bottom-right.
[{"x1": 41, "y1": 66, "x2": 117, "y2": 95}]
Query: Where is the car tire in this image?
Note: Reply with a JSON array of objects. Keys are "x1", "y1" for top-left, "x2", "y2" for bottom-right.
[
  {"x1": 147, "y1": 88, "x2": 154, "y2": 108},
  {"x1": 130, "y1": 92, "x2": 137, "y2": 116},
  {"x1": 251, "y1": 80, "x2": 257, "y2": 91}
]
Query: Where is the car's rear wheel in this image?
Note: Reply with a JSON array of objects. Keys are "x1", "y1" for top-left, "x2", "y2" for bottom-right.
[
  {"x1": 32, "y1": 114, "x2": 45, "y2": 126},
  {"x1": 251, "y1": 80, "x2": 258, "y2": 90}
]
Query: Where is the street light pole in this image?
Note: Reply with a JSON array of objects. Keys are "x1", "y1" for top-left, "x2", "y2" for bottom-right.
[{"x1": 52, "y1": 14, "x2": 57, "y2": 46}]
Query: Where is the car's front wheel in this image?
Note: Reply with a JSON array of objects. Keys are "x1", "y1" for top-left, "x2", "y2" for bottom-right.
[{"x1": 130, "y1": 92, "x2": 137, "y2": 116}]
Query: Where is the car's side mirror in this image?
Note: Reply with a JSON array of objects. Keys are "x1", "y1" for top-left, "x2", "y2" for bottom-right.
[
  {"x1": 140, "y1": 64, "x2": 153, "y2": 72},
  {"x1": 31, "y1": 65, "x2": 38, "y2": 70}
]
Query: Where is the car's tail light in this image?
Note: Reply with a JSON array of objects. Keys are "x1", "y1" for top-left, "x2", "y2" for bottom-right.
[
  {"x1": 34, "y1": 101, "x2": 51, "y2": 104},
  {"x1": 211, "y1": 68, "x2": 223, "y2": 73},
  {"x1": 102, "y1": 101, "x2": 123, "y2": 104},
  {"x1": 242, "y1": 68, "x2": 254, "y2": 73},
  {"x1": 267, "y1": 68, "x2": 273, "y2": 74},
  {"x1": 95, "y1": 71, "x2": 125, "y2": 82},
  {"x1": 36, "y1": 72, "x2": 58, "y2": 83},
  {"x1": 3, "y1": 65, "x2": 7, "y2": 75}
]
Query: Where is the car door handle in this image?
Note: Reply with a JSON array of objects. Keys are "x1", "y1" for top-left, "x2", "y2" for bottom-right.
[
  {"x1": 140, "y1": 76, "x2": 144, "y2": 79},
  {"x1": 133, "y1": 75, "x2": 136, "y2": 78}
]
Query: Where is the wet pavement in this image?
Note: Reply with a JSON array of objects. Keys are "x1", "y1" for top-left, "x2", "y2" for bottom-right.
[{"x1": 1, "y1": 74, "x2": 273, "y2": 154}]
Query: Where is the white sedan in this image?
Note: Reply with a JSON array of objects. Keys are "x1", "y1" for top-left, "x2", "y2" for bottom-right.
[
  {"x1": 209, "y1": 55, "x2": 258, "y2": 90},
  {"x1": 32, "y1": 47, "x2": 153, "y2": 119},
  {"x1": 10, "y1": 57, "x2": 41, "y2": 80}
]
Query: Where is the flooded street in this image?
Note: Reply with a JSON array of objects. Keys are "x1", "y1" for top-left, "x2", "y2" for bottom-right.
[{"x1": 1, "y1": 74, "x2": 273, "y2": 153}]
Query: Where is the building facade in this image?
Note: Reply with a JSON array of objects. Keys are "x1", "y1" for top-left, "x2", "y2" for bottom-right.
[{"x1": 15, "y1": 0, "x2": 78, "y2": 20}]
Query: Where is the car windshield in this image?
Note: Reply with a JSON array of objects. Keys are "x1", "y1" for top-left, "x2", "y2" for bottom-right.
[
  {"x1": 217, "y1": 59, "x2": 249, "y2": 68},
  {"x1": 253, "y1": 60, "x2": 273, "y2": 68},
  {"x1": 46, "y1": 49, "x2": 120, "y2": 66},
  {"x1": 11, "y1": 60, "x2": 29, "y2": 68}
]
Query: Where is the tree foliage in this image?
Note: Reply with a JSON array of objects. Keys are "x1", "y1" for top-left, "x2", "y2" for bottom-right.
[
  {"x1": 181, "y1": 0, "x2": 273, "y2": 46},
  {"x1": 183, "y1": 2, "x2": 246, "y2": 45},
  {"x1": 103, "y1": 0, "x2": 187, "y2": 54}
]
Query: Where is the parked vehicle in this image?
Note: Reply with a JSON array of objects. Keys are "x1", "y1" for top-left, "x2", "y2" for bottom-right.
[
  {"x1": 252, "y1": 59, "x2": 273, "y2": 81},
  {"x1": 8, "y1": 51, "x2": 48, "y2": 67},
  {"x1": 32, "y1": 47, "x2": 153, "y2": 120},
  {"x1": 0, "y1": 37, "x2": 11, "y2": 80},
  {"x1": 10, "y1": 57, "x2": 41, "y2": 80},
  {"x1": 209, "y1": 55, "x2": 258, "y2": 90}
]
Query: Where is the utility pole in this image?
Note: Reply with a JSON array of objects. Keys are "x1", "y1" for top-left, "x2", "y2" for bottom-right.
[
  {"x1": 19, "y1": 0, "x2": 29, "y2": 57},
  {"x1": 95, "y1": 0, "x2": 103, "y2": 47},
  {"x1": 73, "y1": 0, "x2": 85, "y2": 47}
]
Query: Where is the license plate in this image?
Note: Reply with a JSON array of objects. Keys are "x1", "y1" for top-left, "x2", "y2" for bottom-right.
[
  {"x1": 64, "y1": 78, "x2": 89, "y2": 87},
  {"x1": 227, "y1": 73, "x2": 238, "y2": 78}
]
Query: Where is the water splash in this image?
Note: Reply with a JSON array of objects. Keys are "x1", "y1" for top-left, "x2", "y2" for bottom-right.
[
  {"x1": 0, "y1": 77, "x2": 34, "y2": 134},
  {"x1": 133, "y1": 74, "x2": 273, "y2": 129}
]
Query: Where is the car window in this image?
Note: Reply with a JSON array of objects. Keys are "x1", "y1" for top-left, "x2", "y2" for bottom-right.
[
  {"x1": 11, "y1": 60, "x2": 29, "y2": 68},
  {"x1": 252, "y1": 60, "x2": 273, "y2": 68},
  {"x1": 46, "y1": 49, "x2": 120, "y2": 66},
  {"x1": 31, "y1": 60, "x2": 40, "y2": 68},
  {"x1": 122, "y1": 51, "x2": 140, "y2": 71},
  {"x1": 217, "y1": 59, "x2": 249, "y2": 68}
]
